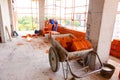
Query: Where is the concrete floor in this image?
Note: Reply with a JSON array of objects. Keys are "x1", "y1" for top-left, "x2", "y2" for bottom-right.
[{"x1": 0, "y1": 36, "x2": 119, "y2": 80}]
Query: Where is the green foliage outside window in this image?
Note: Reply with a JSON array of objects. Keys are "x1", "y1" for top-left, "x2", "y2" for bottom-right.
[
  {"x1": 18, "y1": 16, "x2": 39, "y2": 31},
  {"x1": 65, "y1": 20, "x2": 70, "y2": 25},
  {"x1": 74, "y1": 21, "x2": 80, "y2": 27}
]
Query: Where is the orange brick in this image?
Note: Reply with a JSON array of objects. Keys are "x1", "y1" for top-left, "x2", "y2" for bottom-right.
[{"x1": 112, "y1": 39, "x2": 120, "y2": 45}]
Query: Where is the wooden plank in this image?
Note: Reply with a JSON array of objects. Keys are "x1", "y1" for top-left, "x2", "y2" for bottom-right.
[{"x1": 5, "y1": 26, "x2": 12, "y2": 41}]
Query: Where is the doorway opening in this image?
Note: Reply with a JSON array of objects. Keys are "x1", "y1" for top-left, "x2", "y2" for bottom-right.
[{"x1": 13, "y1": 0, "x2": 39, "y2": 36}]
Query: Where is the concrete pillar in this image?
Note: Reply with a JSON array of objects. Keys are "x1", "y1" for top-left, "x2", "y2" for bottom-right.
[
  {"x1": 8, "y1": 0, "x2": 15, "y2": 37},
  {"x1": 39, "y1": 0, "x2": 45, "y2": 30},
  {"x1": 0, "y1": 5, "x2": 5, "y2": 42},
  {"x1": 86, "y1": 0, "x2": 105, "y2": 50},
  {"x1": 86, "y1": 0, "x2": 118, "y2": 69},
  {"x1": 0, "y1": 0, "x2": 11, "y2": 42}
]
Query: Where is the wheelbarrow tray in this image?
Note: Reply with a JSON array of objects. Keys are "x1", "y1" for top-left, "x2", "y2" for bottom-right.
[
  {"x1": 51, "y1": 34, "x2": 93, "y2": 62},
  {"x1": 49, "y1": 34, "x2": 103, "y2": 79}
]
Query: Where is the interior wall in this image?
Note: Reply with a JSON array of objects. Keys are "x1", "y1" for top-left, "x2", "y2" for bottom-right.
[
  {"x1": 0, "y1": 0, "x2": 11, "y2": 42},
  {"x1": 97, "y1": 0, "x2": 119, "y2": 62}
]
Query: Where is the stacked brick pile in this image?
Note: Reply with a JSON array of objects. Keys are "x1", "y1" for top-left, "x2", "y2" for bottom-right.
[
  {"x1": 110, "y1": 39, "x2": 120, "y2": 58},
  {"x1": 55, "y1": 36, "x2": 92, "y2": 52},
  {"x1": 55, "y1": 36, "x2": 73, "y2": 51},
  {"x1": 42, "y1": 24, "x2": 52, "y2": 36},
  {"x1": 71, "y1": 38, "x2": 92, "y2": 51},
  {"x1": 57, "y1": 26, "x2": 85, "y2": 39}
]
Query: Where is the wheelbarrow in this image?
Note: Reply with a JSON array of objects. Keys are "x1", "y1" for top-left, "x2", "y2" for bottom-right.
[{"x1": 49, "y1": 34, "x2": 103, "y2": 80}]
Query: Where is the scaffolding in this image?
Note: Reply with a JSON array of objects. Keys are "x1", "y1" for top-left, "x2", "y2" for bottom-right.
[
  {"x1": 14, "y1": 0, "x2": 39, "y2": 31},
  {"x1": 45, "y1": 0, "x2": 89, "y2": 32}
]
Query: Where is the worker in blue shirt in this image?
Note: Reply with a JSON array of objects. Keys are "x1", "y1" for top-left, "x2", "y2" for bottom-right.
[
  {"x1": 49, "y1": 18, "x2": 58, "y2": 31},
  {"x1": 54, "y1": 19, "x2": 58, "y2": 31},
  {"x1": 49, "y1": 19, "x2": 55, "y2": 31}
]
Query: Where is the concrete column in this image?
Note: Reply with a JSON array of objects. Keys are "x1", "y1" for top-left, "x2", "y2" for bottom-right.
[
  {"x1": 86, "y1": 0, "x2": 118, "y2": 69},
  {"x1": 0, "y1": 5, "x2": 5, "y2": 42},
  {"x1": 86, "y1": 0, "x2": 105, "y2": 50},
  {"x1": 0, "y1": 0, "x2": 11, "y2": 42},
  {"x1": 8, "y1": 0, "x2": 15, "y2": 37},
  {"x1": 39, "y1": 0, "x2": 45, "y2": 30}
]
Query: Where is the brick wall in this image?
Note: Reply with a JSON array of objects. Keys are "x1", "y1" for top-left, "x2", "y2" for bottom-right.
[
  {"x1": 110, "y1": 39, "x2": 120, "y2": 58},
  {"x1": 57, "y1": 26, "x2": 86, "y2": 39}
]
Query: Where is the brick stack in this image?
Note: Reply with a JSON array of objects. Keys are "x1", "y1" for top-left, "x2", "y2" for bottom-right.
[
  {"x1": 70, "y1": 38, "x2": 92, "y2": 52},
  {"x1": 55, "y1": 36, "x2": 73, "y2": 51},
  {"x1": 57, "y1": 26, "x2": 85, "y2": 39},
  {"x1": 110, "y1": 39, "x2": 120, "y2": 58},
  {"x1": 55, "y1": 36, "x2": 92, "y2": 52},
  {"x1": 42, "y1": 24, "x2": 52, "y2": 36}
]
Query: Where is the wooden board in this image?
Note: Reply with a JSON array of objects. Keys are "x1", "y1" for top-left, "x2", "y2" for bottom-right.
[{"x1": 5, "y1": 26, "x2": 12, "y2": 41}]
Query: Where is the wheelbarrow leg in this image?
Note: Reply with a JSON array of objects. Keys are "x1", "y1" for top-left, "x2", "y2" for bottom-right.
[
  {"x1": 62, "y1": 61, "x2": 69, "y2": 80},
  {"x1": 65, "y1": 51, "x2": 103, "y2": 78}
]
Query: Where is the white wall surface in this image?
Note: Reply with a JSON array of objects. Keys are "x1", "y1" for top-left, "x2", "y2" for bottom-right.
[
  {"x1": 0, "y1": 0, "x2": 11, "y2": 42},
  {"x1": 97, "y1": 0, "x2": 119, "y2": 62}
]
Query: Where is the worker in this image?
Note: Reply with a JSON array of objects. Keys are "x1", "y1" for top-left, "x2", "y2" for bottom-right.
[
  {"x1": 54, "y1": 19, "x2": 58, "y2": 31},
  {"x1": 49, "y1": 19, "x2": 55, "y2": 31}
]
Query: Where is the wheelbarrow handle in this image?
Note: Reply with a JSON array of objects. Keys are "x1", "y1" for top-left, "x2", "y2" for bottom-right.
[
  {"x1": 66, "y1": 51, "x2": 104, "y2": 78},
  {"x1": 91, "y1": 51, "x2": 104, "y2": 67}
]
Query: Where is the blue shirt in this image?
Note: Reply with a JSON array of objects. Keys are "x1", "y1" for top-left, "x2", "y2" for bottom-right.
[
  {"x1": 50, "y1": 19, "x2": 54, "y2": 24},
  {"x1": 55, "y1": 21, "x2": 58, "y2": 28}
]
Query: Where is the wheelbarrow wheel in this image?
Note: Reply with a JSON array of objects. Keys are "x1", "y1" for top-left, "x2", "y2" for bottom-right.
[{"x1": 49, "y1": 47, "x2": 60, "y2": 72}]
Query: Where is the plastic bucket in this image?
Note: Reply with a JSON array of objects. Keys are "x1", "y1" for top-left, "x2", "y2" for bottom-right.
[{"x1": 100, "y1": 63, "x2": 115, "y2": 79}]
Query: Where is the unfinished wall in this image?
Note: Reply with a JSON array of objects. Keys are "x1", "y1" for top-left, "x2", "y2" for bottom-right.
[
  {"x1": 0, "y1": 0, "x2": 11, "y2": 42},
  {"x1": 0, "y1": 5, "x2": 4, "y2": 42}
]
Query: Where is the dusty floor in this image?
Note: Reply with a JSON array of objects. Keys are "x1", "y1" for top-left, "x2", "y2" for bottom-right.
[{"x1": 0, "y1": 36, "x2": 119, "y2": 80}]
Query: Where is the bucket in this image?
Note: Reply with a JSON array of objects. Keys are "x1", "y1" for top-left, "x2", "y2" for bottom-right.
[
  {"x1": 34, "y1": 30, "x2": 40, "y2": 34},
  {"x1": 100, "y1": 63, "x2": 115, "y2": 79}
]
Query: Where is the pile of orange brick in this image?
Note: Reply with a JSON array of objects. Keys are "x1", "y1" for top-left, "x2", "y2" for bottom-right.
[
  {"x1": 42, "y1": 24, "x2": 52, "y2": 36},
  {"x1": 55, "y1": 36, "x2": 92, "y2": 52},
  {"x1": 21, "y1": 34, "x2": 38, "y2": 38},
  {"x1": 57, "y1": 26, "x2": 85, "y2": 39},
  {"x1": 110, "y1": 39, "x2": 120, "y2": 58}
]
